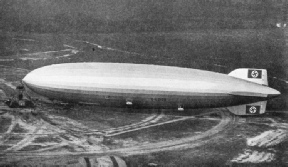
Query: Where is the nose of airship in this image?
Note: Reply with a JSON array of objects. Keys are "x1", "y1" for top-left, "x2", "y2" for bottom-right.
[
  {"x1": 22, "y1": 72, "x2": 33, "y2": 88},
  {"x1": 22, "y1": 73, "x2": 29, "y2": 84},
  {"x1": 22, "y1": 69, "x2": 42, "y2": 88}
]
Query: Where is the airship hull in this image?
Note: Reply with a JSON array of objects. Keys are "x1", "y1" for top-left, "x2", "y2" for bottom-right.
[
  {"x1": 24, "y1": 82, "x2": 266, "y2": 109},
  {"x1": 22, "y1": 63, "x2": 278, "y2": 110}
]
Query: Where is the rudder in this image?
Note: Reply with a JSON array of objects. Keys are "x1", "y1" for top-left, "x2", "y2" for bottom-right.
[
  {"x1": 228, "y1": 68, "x2": 268, "y2": 86},
  {"x1": 227, "y1": 101, "x2": 267, "y2": 115}
]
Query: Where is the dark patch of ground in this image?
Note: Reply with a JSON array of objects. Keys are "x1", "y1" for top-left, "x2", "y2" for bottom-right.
[{"x1": 0, "y1": 117, "x2": 11, "y2": 133}]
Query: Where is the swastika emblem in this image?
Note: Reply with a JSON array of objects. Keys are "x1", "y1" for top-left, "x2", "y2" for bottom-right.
[
  {"x1": 248, "y1": 70, "x2": 262, "y2": 79},
  {"x1": 249, "y1": 106, "x2": 257, "y2": 113},
  {"x1": 251, "y1": 70, "x2": 259, "y2": 78},
  {"x1": 246, "y1": 105, "x2": 260, "y2": 114}
]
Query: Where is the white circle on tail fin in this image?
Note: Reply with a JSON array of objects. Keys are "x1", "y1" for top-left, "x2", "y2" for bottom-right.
[
  {"x1": 249, "y1": 106, "x2": 257, "y2": 114},
  {"x1": 251, "y1": 70, "x2": 259, "y2": 78}
]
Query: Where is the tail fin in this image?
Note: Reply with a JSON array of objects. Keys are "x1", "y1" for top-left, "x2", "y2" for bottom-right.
[
  {"x1": 228, "y1": 68, "x2": 268, "y2": 86},
  {"x1": 227, "y1": 101, "x2": 267, "y2": 115}
]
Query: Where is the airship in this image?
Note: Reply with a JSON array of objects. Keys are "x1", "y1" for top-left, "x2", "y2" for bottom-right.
[{"x1": 22, "y1": 63, "x2": 280, "y2": 115}]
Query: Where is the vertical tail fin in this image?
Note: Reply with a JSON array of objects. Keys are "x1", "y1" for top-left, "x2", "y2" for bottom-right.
[
  {"x1": 228, "y1": 69, "x2": 268, "y2": 86},
  {"x1": 227, "y1": 101, "x2": 267, "y2": 115}
]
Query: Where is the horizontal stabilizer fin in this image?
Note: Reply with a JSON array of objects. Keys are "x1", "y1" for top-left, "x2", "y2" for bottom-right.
[
  {"x1": 229, "y1": 91, "x2": 267, "y2": 97},
  {"x1": 227, "y1": 101, "x2": 267, "y2": 115},
  {"x1": 228, "y1": 68, "x2": 268, "y2": 86}
]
